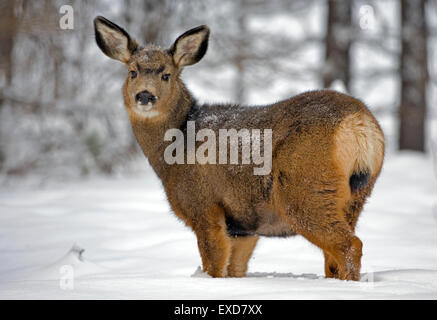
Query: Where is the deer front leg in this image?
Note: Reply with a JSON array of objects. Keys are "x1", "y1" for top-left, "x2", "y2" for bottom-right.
[
  {"x1": 227, "y1": 236, "x2": 259, "y2": 277},
  {"x1": 194, "y1": 206, "x2": 232, "y2": 278}
]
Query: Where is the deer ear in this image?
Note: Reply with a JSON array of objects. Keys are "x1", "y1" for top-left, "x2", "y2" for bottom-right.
[
  {"x1": 169, "y1": 25, "x2": 210, "y2": 68},
  {"x1": 94, "y1": 16, "x2": 138, "y2": 63}
]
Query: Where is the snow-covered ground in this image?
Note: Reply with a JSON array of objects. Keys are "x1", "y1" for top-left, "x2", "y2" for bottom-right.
[{"x1": 0, "y1": 151, "x2": 436, "y2": 299}]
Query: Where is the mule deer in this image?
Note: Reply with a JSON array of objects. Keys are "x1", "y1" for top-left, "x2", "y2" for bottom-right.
[{"x1": 94, "y1": 16, "x2": 385, "y2": 280}]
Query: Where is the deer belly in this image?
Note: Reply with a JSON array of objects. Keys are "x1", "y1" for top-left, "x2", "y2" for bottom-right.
[
  {"x1": 255, "y1": 220, "x2": 297, "y2": 237},
  {"x1": 225, "y1": 211, "x2": 296, "y2": 238}
]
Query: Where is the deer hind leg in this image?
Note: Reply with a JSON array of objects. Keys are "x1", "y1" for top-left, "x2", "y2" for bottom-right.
[
  {"x1": 322, "y1": 188, "x2": 367, "y2": 280},
  {"x1": 320, "y1": 227, "x2": 362, "y2": 281},
  {"x1": 335, "y1": 235, "x2": 363, "y2": 281},
  {"x1": 324, "y1": 251, "x2": 339, "y2": 279},
  {"x1": 290, "y1": 202, "x2": 363, "y2": 281},
  {"x1": 194, "y1": 205, "x2": 232, "y2": 278},
  {"x1": 306, "y1": 223, "x2": 362, "y2": 281},
  {"x1": 227, "y1": 236, "x2": 259, "y2": 277}
]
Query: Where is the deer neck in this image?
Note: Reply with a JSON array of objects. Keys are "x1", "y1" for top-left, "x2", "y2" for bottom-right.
[{"x1": 128, "y1": 82, "x2": 195, "y2": 179}]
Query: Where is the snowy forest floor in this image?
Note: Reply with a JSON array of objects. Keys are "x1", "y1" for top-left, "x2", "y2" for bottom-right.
[{"x1": 0, "y1": 151, "x2": 436, "y2": 299}]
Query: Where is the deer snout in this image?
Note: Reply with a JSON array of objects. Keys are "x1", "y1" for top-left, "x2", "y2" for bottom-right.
[{"x1": 135, "y1": 90, "x2": 157, "y2": 105}]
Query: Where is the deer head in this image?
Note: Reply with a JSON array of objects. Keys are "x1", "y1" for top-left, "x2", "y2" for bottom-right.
[{"x1": 94, "y1": 16, "x2": 209, "y2": 121}]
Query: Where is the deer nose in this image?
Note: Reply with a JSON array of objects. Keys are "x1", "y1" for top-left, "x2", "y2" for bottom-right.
[{"x1": 135, "y1": 90, "x2": 157, "y2": 105}]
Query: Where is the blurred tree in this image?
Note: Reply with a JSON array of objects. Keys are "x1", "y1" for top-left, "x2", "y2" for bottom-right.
[
  {"x1": 0, "y1": 0, "x2": 18, "y2": 170},
  {"x1": 231, "y1": 0, "x2": 248, "y2": 104},
  {"x1": 399, "y1": 0, "x2": 428, "y2": 151},
  {"x1": 0, "y1": 0, "x2": 17, "y2": 87},
  {"x1": 123, "y1": 0, "x2": 178, "y2": 156},
  {"x1": 323, "y1": 0, "x2": 352, "y2": 90},
  {"x1": 202, "y1": 0, "x2": 318, "y2": 104},
  {"x1": 123, "y1": 0, "x2": 177, "y2": 45}
]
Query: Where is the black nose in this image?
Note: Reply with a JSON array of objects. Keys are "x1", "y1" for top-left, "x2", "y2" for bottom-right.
[{"x1": 135, "y1": 90, "x2": 157, "y2": 104}]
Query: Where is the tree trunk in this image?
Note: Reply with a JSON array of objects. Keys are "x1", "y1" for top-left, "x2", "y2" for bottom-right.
[
  {"x1": 234, "y1": 10, "x2": 246, "y2": 104},
  {"x1": 0, "y1": 0, "x2": 18, "y2": 170},
  {"x1": 399, "y1": 0, "x2": 428, "y2": 151},
  {"x1": 0, "y1": 0, "x2": 17, "y2": 87},
  {"x1": 323, "y1": 0, "x2": 352, "y2": 91}
]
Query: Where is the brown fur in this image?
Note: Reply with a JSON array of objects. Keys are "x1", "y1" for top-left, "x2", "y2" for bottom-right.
[
  {"x1": 228, "y1": 236, "x2": 259, "y2": 277},
  {"x1": 94, "y1": 17, "x2": 385, "y2": 280}
]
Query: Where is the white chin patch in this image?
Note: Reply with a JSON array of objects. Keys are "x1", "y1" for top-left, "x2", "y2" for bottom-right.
[{"x1": 134, "y1": 102, "x2": 160, "y2": 119}]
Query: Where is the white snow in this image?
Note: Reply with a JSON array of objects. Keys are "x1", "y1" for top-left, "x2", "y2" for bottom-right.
[{"x1": 0, "y1": 152, "x2": 436, "y2": 299}]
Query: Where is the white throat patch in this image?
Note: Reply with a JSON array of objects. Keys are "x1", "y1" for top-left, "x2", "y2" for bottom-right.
[{"x1": 134, "y1": 102, "x2": 160, "y2": 119}]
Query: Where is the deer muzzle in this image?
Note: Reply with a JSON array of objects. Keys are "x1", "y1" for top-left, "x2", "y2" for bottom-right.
[{"x1": 135, "y1": 90, "x2": 157, "y2": 105}]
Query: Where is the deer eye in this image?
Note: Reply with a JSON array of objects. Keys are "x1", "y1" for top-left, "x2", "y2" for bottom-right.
[
  {"x1": 130, "y1": 70, "x2": 137, "y2": 79},
  {"x1": 162, "y1": 73, "x2": 170, "y2": 81}
]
